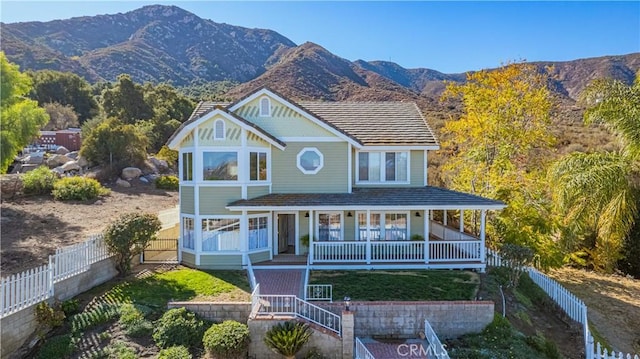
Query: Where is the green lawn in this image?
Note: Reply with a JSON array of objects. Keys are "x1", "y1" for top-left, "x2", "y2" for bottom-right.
[
  {"x1": 309, "y1": 270, "x2": 479, "y2": 301},
  {"x1": 99, "y1": 267, "x2": 251, "y2": 308}
]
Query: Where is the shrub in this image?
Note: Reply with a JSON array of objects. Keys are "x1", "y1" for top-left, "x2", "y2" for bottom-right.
[
  {"x1": 22, "y1": 166, "x2": 57, "y2": 195},
  {"x1": 155, "y1": 175, "x2": 179, "y2": 191},
  {"x1": 203, "y1": 320, "x2": 250, "y2": 359},
  {"x1": 80, "y1": 117, "x2": 148, "y2": 171},
  {"x1": 61, "y1": 299, "x2": 80, "y2": 316},
  {"x1": 35, "y1": 334, "x2": 75, "y2": 359},
  {"x1": 156, "y1": 145, "x2": 179, "y2": 165},
  {"x1": 34, "y1": 301, "x2": 65, "y2": 336},
  {"x1": 158, "y1": 346, "x2": 192, "y2": 359},
  {"x1": 264, "y1": 321, "x2": 312, "y2": 359},
  {"x1": 103, "y1": 341, "x2": 137, "y2": 359},
  {"x1": 119, "y1": 303, "x2": 153, "y2": 337},
  {"x1": 153, "y1": 308, "x2": 206, "y2": 349},
  {"x1": 104, "y1": 212, "x2": 161, "y2": 276},
  {"x1": 52, "y1": 176, "x2": 109, "y2": 201}
]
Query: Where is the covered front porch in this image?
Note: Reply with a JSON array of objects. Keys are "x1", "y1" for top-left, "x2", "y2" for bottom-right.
[{"x1": 227, "y1": 187, "x2": 505, "y2": 271}]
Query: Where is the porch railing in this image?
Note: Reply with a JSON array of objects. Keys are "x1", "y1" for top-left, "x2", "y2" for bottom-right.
[
  {"x1": 371, "y1": 241, "x2": 424, "y2": 262},
  {"x1": 313, "y1": 241, "x2": 366, "y2": 262},
  {"x1": 429, "y1": 240, "x2": 481, "y2": 262},
  {"x1": 311, "y1": 240, "x2": 481, "y2": 263}
]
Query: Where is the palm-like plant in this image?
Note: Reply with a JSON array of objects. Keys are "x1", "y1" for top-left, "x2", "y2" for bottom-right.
[
  {"x1": 549, "y1": 74, "x2": 640, "y2": 271},
  {"x1": 264, "y1": 321, "x2": 312, "y2": 359}
]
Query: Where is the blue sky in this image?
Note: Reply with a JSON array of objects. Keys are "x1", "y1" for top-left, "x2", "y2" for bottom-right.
[{"x1": 1, "y1": 1, "x2": 638, "y2": 73}]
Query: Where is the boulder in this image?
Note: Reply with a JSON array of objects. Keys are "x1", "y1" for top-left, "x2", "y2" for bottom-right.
[
  {"x1": 121, "y1": 167, "x2": 142, "y2": 180},
  {"x1": 116, "y1": 178, "x2": 131, "y2": 188},
  {"x1": 55, "y1": 146, "x2": 69, "y2": 155},
  {"x1": 76, "y1": 156, "x2": 89, "y2": 168},
  {"x1": 23, "y1": 152, "x2": 44, "y2": 165},
  {"x1": 139, "y1": 176, "x2": 149, "y2": 183},
  {"x1": 46, "y1": 154, "x2": 72, "y2": 168},
  {"x1": 61, "y1": 161, "x2": 81, "y2": 172},
  {"x1": 66, "y1": 151, "x2": 79, "y2": 160},
  {"x1": 0, "y1": 174, "x2": 23, "y2": 198},
  {"x1": 51, "y1": 167, "x2": 65, "y2": 176}
]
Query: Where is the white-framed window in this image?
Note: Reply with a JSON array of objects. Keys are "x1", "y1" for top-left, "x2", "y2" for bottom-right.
[
  {"x1": 356, "y1": 212, "x2": 408, "y2": 241},
  {"x1": 249, "y1": 216, "x2": 269, "y2": 250},
  {"x1": 181, "y1": 152, "x2": 193, "y2": 181},
  {"x1": 214, "y1": 119, "x2": 225, "y2": 140},
  {"x1": 201, "y1": 217, "x2": 241, "y2": 252},
  {"x1": 259, "y1": 97, "x2": 271, "y2": 117},
  {"x1": 182, "y1": 216, "x2": 194, "y2": 250},
  {"x1": 357, "y1": 212, "x2": 380, "y2": 241},
  {"x1": 297, "y1": 147, "x2": 324, "y2": 174},
  {"x1": 317, "y1": 212, "x2": 342, "y2": 241},
  {"x1": 357, "y1": 151, "x2": 409, "y2": 183},
  {"x1": 249, "y1": 151, "x2": 268, "y2": 181},
  {"x1": 202, "y1": 151, "x2": 238, "y2": 181}
]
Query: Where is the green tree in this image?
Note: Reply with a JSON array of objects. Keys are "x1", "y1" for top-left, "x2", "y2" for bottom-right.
[
  {"x1": 80, "y1": 117, "x2": 148, "y2": 171},
  {"x1": 549, "y1": 74, "x2": 640, "y2": 272},
  {"x1": 28, "y1": 70, "x2": 99, "y2": 124},
  {"x1": 104, "y1": 212, "x2": 161, "y2": 276},
  {"x1": 441, "y1": 62, "x2": 560, "y2": 267},
  {"x1": 42, "y1": 102, "x2": 79, "y2": 130},
  {"x1": 101, "y1": 74, "x2": 153, "y2": 124},
  {"x1": 0, "y1": 52, "x2": 49, "y2": 173}
]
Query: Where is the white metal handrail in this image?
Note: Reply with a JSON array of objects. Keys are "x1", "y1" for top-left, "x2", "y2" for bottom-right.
[
  {"x1": 355, "y1": 337, "x2": 376, "y2": 359},
  {"x1": 305, "y1": 284, "x2": 333, "y2": 302},
  {"x1": 429, "y1": 240, "x2": 481, "y2": 262},
  {"x1": 424, "y1": 319, "x2": 451, "y2": 359},
  {"x1": 254, "y1": 294, "x2": 341, "y2": 336}
]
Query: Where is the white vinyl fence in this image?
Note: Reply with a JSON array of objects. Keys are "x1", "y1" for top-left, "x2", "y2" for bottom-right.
[
  {"x1": 487, "y1": 249, "x2": 639, "y2": 359},
  {"x1": 1, "y1": 234, "x2": 111, "y2": 317}
]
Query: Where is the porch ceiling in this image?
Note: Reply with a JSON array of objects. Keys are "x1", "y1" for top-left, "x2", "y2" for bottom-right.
[{"x1": 227, "y1": 186, "x2": 505, "y2": 210}]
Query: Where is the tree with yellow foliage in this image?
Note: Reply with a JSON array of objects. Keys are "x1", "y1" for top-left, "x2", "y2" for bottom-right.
[{"x1": 441, "y1": 62, "x2": 561, "y2": 267}]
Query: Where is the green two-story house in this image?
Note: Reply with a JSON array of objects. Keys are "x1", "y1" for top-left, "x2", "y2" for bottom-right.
[{"x1": 167, "y1": 87, "x2": 504, "y2": 271}]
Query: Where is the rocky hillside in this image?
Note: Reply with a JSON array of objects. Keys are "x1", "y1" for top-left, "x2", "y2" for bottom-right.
[{"x1": 1, "y1": 5, "x2": 295, "y2": 85}]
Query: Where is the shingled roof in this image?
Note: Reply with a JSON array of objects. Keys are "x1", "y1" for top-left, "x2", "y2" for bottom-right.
[
  {"x1": 299, "y1": 101, "x2": 439, "y2": 147},
  {"x1": 227, "y1": 187, "x2": 504, "y2": 209}
]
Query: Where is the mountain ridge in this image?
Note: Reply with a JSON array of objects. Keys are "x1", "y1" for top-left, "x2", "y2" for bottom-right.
[{"x1": 1, "y1": 4, "x2": 638, "y2": 102}]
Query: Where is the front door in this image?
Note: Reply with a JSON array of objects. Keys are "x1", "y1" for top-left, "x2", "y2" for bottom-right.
[{"x1": 277, "y1": 214, "x2": 296, "y2": 254}]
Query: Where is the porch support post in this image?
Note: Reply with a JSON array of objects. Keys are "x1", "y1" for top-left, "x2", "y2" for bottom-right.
[
  {"x1": 269, "y1": 211, "x2": 273, "y2": 260},
  {"x1": 366, "y1": 209, "x2": 371, "y2": 264},
  {"x1": 459, "y1": 209, "x2": 464, "y2": 234},
  {"x1": 309, "y1": 210, "x2": 314, "y2": 264},
  {"x1": 480, "y1": 210, "x2": 487, "y2": 263},
  {"x1": 241, "y1": 210, "x2": 248, "y2": 265},
  {"x1": 443, "y1": 210, "x2": 447, "y2": 227},
  {"x1": 424, "y1": 209, "x2": 430, "y2": 264}
]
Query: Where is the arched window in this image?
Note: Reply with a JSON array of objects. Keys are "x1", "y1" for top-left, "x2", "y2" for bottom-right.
[
  {"x1": 259, "y1": 97, "x2": 271, "y2": 117},
  {"x1": 214, "y1": 119, "x2": 225, "y2": 140}
]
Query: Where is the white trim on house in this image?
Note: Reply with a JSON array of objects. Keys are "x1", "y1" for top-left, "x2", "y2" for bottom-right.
[
  {"x1": 227, "y1": 204, "x2": 506, "y2": 211},
  {"x1": 280, "y1": 137, "x2": 345, "y2": 142},
  {"x1": 347, "y1": 142, "x2": 352, "y2": 193},
  {"x1": 228, "y1": 88, "x2": 362, "y2": 148},
  {"x1": 360, "y1": 145, "x2": 439, "y2": 151},
  {"x1": 167, "y1": 108, "x2": 285, "y2": 151}
]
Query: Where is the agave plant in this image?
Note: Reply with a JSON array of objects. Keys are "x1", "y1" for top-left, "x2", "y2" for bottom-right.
[{"x1": 264, "y1": 321, "x2": 312, "y2": 359}]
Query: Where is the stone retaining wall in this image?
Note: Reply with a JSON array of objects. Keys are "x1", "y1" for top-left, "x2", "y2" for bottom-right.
[
  {"x1": 167, "y1": 301, "x2": 251, "y2": 323},
  {"x1": 320, "y1": 301, "x2": 494, "y2": 339}
]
